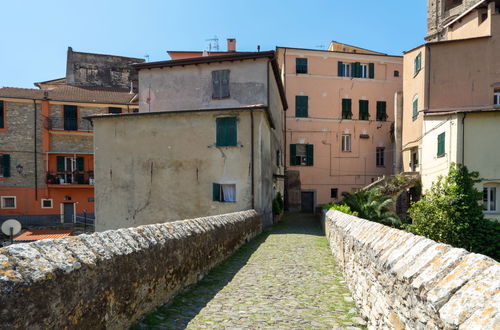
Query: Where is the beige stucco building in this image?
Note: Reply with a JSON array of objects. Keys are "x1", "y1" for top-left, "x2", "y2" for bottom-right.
[
  {"x1": 90, "y1": 52, "x2": 286, "y2": 230},
  {"x1": 277, "y1": 43, "x2": 403, "y2": 211},
  {"x1": 402, "y1": 0, "x2": 500, "y2": 220}
]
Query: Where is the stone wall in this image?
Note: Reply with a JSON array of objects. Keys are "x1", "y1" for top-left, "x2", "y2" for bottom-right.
[
  {"x1": 0, "y1": 210, "x2": 261, "y2": 329},
  {"x1": 323, "y1": 210, "x2": 499, "y2": 329}
]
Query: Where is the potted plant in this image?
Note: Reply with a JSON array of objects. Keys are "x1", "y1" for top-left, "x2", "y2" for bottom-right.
[{"x1": 272, "y1": 192, "x2": 284, "y2": 224}]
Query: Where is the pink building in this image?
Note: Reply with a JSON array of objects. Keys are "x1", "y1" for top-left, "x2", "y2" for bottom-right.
[{"x1": 277, "y1": 42, "x2": 403, "y2": 212}]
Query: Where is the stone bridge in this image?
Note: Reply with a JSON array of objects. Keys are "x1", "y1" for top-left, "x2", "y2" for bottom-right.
[{"x1": 0, "y1": 210, "x2": 498, "y2": 329}]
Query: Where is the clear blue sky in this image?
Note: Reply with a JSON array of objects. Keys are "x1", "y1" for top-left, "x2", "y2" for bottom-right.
[{"x1": 0, "y1": 0, "x2": 427, "y2": 88}]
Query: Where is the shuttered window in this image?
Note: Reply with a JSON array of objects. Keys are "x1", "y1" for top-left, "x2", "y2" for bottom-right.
[
  {"x1": 376, "y1": 101, "x2": 387, "y2": 121},
  {"x1": 63, "y1": 105, "x2": 78, "y2": 130},
  {"x1": 295, "y1": 96, "x2": 308, "y2": 118},
  {"x1": 290, "y1": 144, "x2": 313, "y2": 166},
  {"x1": 414, "y1": 53, "x2": 422, "y2": 75},
  {"x1": 212, "y1": 70, "x2": 230, "y2": 99},
  {"x1": 108, "y1": 107, "x2": 122, "y2": 114},
  {"x1": 359, "y1": 100, "x2": 370, "y2": 120},
  {"x1": 0, "y1": 101, "x2": 4, "y2": 129},
  {"x1": 369, "y1": 63, "x2": 375, "y2": 79},
  {"x1": 342, "y1": 99, "x2": 352, "y2": 119},
  {"x1": 296, "y1": 58, "x2": 308, "y2": 74},
  {"x1": 216, "y1": 117, "x2": 237, "y2": 147},
  {"x1": 0, "y1": 154, "x2": 10, "y2": 177},
  {"x1": 413, "y1": 97, "x2": 419, "y2": 121},
  {"x1": 437, "y1": 132, "x2": 445, "y2": 156}
]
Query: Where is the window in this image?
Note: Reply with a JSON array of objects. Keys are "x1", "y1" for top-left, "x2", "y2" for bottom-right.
[
  {"x1": 376, "y1": 147, "x2": 385, "y2": 167},
  {"x1": 0, "y1": 154, "x2": 10, "y2": 177},
  {"x1": 412, "y1": 96, "x2": 419, "y2": 121},
  {"x1": 213, "y1": 183, "x2": 236, "y2": 202},
  {"x1": 331, "y1": 188, "x2": 338, "y2": 199},
  {"x1": 108, "y1": 107, "x2": 122, "y2": 114},
  {"x1": 276, "y1": 150, "x2": 282, "y2": 166},
  {"x1": 56, "y1": 156, "x2": 85, "y2": 184},
  {"x1": 394, "y1": 70, "x2": 400, "y2": 77},
  {"x1": 290, "y1": 144, "x2": 313, "y2": 166},
  {"x1": 1, "y1": 196, "x2": 16, "y2": 209},
  {"x1": 296, "y1": 58, "x2": 308, "y2": 74},
  {"x1": 376, "y1": 101, "x2": 387, "y2": 121},
  {"x1": 0, "y1": 100, "x2": 4, "y2": 129},
  {"x1": 483, "y1": 186, "x2": 498, "y2": 212},
  {"x1": 295, "y1": 95, "x2": 308, "y2": 118},
  {"x1": 63, "y1": 105, "x2": 78, "y2": 130},
  {"x1": 411, "y1": 149, "x2": 419, "y2": 171},
  {"x1": 212, "y1": 70, "x2": 230, "y2": 99},
  {"x1": 414, "y1": 53, "x2": 422, "y2": 76},
  {"x1": 480, "y1": 11, "x2": 488, "y2": 24},
  {"x1": 342, "y1": 134, "x2": 351, "y2": 152},
  {"x1": 359, "y1": 100, "x2": 370, "y2": 120},
  {"x1": 41, "y1": 199, "x2": 53, "y2": 209},
  {"x1": 338, "y1": 61, "x2": 351, "y2": 77},
  {"x1": 216, "y1": 117, "x2": 237, "y2": 147},
  {"x1": 342, "y1": 99, "x2": 352, "y2": 119},
  {"x1": 494, "y1": 91, "x2": 500, "y2": 105},
  {"x1": 360, "y1": 64, "x2": 368, "y2": 78},
  {"x1": 437, "y1": 132, "x2": 445, "y2": 157}
]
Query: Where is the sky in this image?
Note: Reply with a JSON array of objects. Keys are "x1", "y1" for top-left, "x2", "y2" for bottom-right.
[{"x1": 0, "y1": 0, "x2": 427, "y2": 88}]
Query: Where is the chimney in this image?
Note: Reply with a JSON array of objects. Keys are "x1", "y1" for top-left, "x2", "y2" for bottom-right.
[{"x1": 227, "y1": 38, "x2": 236, "y2": 52}]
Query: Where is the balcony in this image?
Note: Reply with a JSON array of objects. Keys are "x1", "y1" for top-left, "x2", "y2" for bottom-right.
[
  {"x1": 46, "y1": 171, "x2": 94, "y2": 187},
  {"x1": 44, "y1": 116, "x2": 93, "y2": 132}
]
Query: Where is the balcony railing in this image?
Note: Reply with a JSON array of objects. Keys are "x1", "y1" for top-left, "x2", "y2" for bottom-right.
[
  {"x1": 44, "y1": 116, "x2": 93, "y2": 132},
  {"x1": 46, "y1": 172, "x2": 94, "y2": 185}
]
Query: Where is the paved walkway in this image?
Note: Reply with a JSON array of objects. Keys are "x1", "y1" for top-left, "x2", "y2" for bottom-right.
[{"x1": 132, "y1": 213, "x2": 365, "y2": 329}]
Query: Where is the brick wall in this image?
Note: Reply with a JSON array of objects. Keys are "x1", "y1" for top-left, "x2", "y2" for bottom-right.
[
  {"x1": 322, "y1": 210, "x2": 499, "y2": 329},
  {"x1": 0, "y1": 210, "x2": 262, "y2": 329}
]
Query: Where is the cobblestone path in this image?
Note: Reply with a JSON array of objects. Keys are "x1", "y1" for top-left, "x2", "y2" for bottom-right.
[{"x1": 132, "y1": 213, "x2": 365, "y2": 329}]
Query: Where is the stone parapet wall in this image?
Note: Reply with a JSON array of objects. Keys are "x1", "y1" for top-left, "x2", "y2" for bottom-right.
[
  {"x1": 0, "y1": 210, "x2": 261, "y2": 329},
  {"x1": 323, "y1": 210, "x2": 499, "y2": 330}
]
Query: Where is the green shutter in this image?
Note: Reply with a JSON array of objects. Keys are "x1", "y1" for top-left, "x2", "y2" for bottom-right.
[
  {"x1": 342, "y1": 99, "x2": 352, "y2": 119},
  {"x1": 353, "y1": 62, "x2": 361, "y2": 78},
  {"x1": 57, "y1": 156, "x2": 65, "y2": 171},
  {"x1": 377, "y1": 101, "x2": 387, "y2": 121},
  {"x1": 226, "y1": 117, "x2": 237, "y2": 146},
  {"x1": 338, "y1": 61, "x2": 344, "y2": 77},
  {"x1": 0, "y1": 101, "x2": 4, "y2": 129},
  {"x1": 306, "y1": 144, "x2": 314, "y2": 166},
  {"x1": 369, "y1": 63, "x2": 375, "y2": 79},
  {"x1": 290, "y1": 144, "x2": 297, "y2": 166},
  {"x1": 413, "y1": 99, "x2": 418, "y2": 121},
  {"x1": 295, "y1": 96, "x2": 308, "y2": 118},
  {"x1": 76, "y1": 157, "x2": 84, "y2": 171},
  {"x1": 359, "y1": 100, "x2": 369, "y2": 120},
  {"x1": 2, "y1": 154, "x2": 10, "y2": 177},
  {"x1": 437, "y1": 133, "x2": 445, "y2": 156},
  {"x1": 213, "y1": 183, "x2": 221, "y2": 201},
  {"x1": 213, "y1": 70, "x2": 230, "y2": 99},
  {"x1": 296, "y1": 58, "x2": 307, "y2": 73}
]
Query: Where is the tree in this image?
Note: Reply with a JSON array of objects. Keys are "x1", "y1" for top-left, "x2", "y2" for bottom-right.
[
  {"x1": 406, "y1": 163, "x2": 500, "y2": 260},
  {"x1": 341, "y1": 188, "x2": 401, "y2": 227}
]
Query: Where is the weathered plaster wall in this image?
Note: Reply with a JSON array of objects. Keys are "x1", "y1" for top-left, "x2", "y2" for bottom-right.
[
  {"x1": 323, "y1": 210, "x2": 499, "y2": 329},
  {"x1": 0, "y1": 210, "x2": 261, "y2": 329}
]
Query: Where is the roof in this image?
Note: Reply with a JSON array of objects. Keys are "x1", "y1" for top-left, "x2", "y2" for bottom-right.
[
  {"x1": 276, "y1": 46, "x2": 403, "y2": 58},
  {"x1": 68, "y1": 47, "x2": 145, "y2": 62},
  {"x1": 133, "y1": 51, "x2": 288, "y2": 111},
  {"x1": 0, "y1": 85, "x2": 138, "y2": 105},
  {"x1": 328, "y1": 40, "x2": 387, "y2": 55},
  {"x1": 425, "y1": 106, "x2": 500, "y2": 115},
  {"x1": 404, "y1": 35, "x2": 491, "y2": 54},
  {"x1": 13, "y1": 229, "x2": 73, "y2": 241}
]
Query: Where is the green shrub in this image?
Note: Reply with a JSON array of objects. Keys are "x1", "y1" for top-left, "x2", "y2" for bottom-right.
[
  {"x1": 322, "y1": 203, "x2": 359, "y2": 217},
  {"x1": 272, "y1": 192, "x2": 284, "y2": 215},
  {"x1": 406, "y1": 163, "x2": 500, "y2": 261}
]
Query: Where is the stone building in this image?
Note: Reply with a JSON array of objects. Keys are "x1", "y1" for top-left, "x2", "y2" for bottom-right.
[
  {"x1": 401, "y1": 0, "x2": 500, "y2": 221},
  {"x1": 89, "y1": 51, "x2": 287, "y2": 231},
  {"x1": 276, "y1": 42, "x2": 403, "y2": 212},
  {"x1": 0, "y1": 49, "x2": 142, "y2": 226}
]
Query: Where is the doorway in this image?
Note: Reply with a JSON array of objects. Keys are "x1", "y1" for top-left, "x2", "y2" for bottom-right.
[
  {"x1": 301, "y1": 191, "x2": 314, "y2": 213},
  {"x1": 63, "y1": 203, "x2": 75, "y2": 223}
]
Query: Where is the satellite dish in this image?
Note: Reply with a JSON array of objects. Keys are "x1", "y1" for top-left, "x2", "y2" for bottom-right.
[{"x1": 1, "y1": 219, "x2": 22, "y2": 236}]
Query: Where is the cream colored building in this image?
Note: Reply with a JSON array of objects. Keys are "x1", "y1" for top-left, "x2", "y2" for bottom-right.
[
  {"x1": 402, "y1": 1, "x2": 500, "y2": 220},
  {"x1": 89, "y1": 52, "x2": 286, "y2": 230}
]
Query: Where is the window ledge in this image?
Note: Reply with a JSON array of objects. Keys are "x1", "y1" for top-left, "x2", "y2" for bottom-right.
[{"x1": 437, "y1": 154, "x2": 446, "y2": 158}]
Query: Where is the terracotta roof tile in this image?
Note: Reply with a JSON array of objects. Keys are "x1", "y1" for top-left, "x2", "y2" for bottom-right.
[
  {"x1": 0, "y1": 85, "x2": 137, "y2": 105},
  {"x1": 13, "y1": 229, "x2": 74, "y2": 241}
]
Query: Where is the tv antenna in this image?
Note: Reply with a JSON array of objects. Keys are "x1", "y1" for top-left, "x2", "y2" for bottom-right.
[
  {"x1": 206, "y1": 36, "x2": 219, "y2": 52},
  {"x1": 1, "y1": 219, "x2": 22, "y2": 245},
  {"x1": 144, "y1": 54, "x2": 150, "y2": 62},
  {"x1": 315, "y1": 44, "x2": 326, "y2": 50}
]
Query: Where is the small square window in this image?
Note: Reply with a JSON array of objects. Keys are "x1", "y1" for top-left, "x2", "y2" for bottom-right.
[
  {"x1": 331, "y1": 188, "x2": 338, "y2": 199},
  {"x1": 1, "y1": 196, "x2": 16, "y2": 209},
  {"x1": 108, "y1": 107, "x2": 122, "y2": 114},
  {"x1": 41, "y1": 199, "x2": 53, "y2": 209},
  {"x1": 394, "y1": 70, "x2": 400, "y2": 77},
  {"x1": 213, "y1": 183, "x2": 236, "y2": 202}
]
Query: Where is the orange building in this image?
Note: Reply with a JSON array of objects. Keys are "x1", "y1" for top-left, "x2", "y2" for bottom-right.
[
  {"x1": 277, "y1": 42, "x2": 403, "y2": 211},
  {"x1": 0, "y1": 48, "x2": 142, "y2": 226}
]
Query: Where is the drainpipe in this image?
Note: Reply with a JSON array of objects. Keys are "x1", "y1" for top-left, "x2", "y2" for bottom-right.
[
  {"x1": 33, "y1": 100, "x2": 38, "y2": 201},
  {"x1": 425, "y1": 45, "x2": 431, "y2": 110},
  {"x1": 462, "y1": 113, "x2": 467, "y2": 168},
  {"x1": 282, "y1": 48, "x2": 288, "y2": 211},
  {"x1": 250, "y1": 110, "x2": 255, "y2": 210}
]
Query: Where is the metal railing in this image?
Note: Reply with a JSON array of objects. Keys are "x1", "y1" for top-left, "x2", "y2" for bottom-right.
[
  {"x1": 46, "y1": 172, "x2": 94, "y2": 185},
  {"x1": 44, "y1": 116, "x2": 93, "y2": 132}
]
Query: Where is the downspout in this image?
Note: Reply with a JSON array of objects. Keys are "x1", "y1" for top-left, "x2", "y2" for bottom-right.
[
  {"x1": 33, "y1": 100, "x2": 38, "y2": 201},
  {"x1": 425, "y1": 45, "x2": 431, "y2": 110},
  {"x1": 250, "y1": 110, "x2": 255, "y2": 210},
  {"x1": 282, "y1": 48, "x2": 288, "y2": 211},
  {"x1": 462, "y1": 113, "x2": 467, "y2": 167}
]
